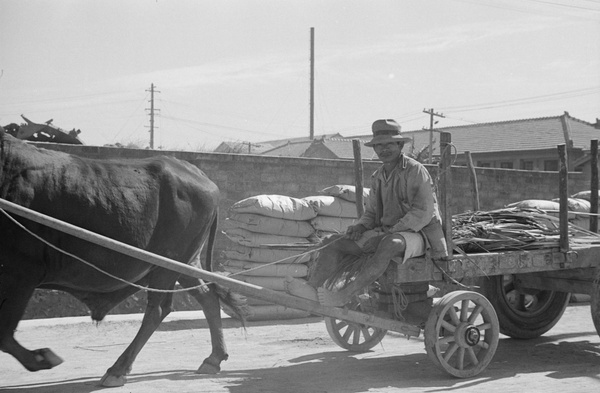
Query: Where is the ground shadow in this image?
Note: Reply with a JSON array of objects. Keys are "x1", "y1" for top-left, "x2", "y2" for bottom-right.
[{"x1": 2, "y1": 333, "x2": 598, "y2": 392}]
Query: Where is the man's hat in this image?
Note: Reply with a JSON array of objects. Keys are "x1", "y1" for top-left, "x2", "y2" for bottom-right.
[{"x1": 364, "y1": 119, "x2": 411, "y2": 147}]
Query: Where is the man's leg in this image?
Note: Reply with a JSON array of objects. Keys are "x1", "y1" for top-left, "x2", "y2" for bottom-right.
[
  {"x1": 308, "y1": 235, "x2": 362, "y2": 287},
  {"x1": 285, "y1": 234, "x2": 362, "y2": 301},
  {"x1": 318, "y1": 234, "x2": 407, "y2": 307}
]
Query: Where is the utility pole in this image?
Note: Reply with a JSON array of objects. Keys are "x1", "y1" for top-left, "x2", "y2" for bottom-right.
[
  {"x1": 146, "y1": 83, "x2": 160, "y2": 149},
  {"x1": 423, "y1": 108, "x2": 445, "y2": 163},
  {"x1": 309, "y1": 27, "x2": 315, "y2": 140}
]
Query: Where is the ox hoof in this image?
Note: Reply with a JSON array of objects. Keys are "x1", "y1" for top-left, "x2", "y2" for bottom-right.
[
  {"x1": 33, "y1": 348, "x2": 64, "y2": 369},
  {"x1": 196, "y1": 361, "x2": 220, "y2": 375},
  {"x1": 99, "y1": 373, "x2": 127, "y2": 387}
]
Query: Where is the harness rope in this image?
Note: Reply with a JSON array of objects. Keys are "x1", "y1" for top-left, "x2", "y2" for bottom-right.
[{"x1": 0, "y1": 207, "x2": 329, "y2": 294}]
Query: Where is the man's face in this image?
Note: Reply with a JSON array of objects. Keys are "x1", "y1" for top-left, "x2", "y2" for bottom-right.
[{"x1": 372, "y1": 142, "x2": 403, "y2": 164}]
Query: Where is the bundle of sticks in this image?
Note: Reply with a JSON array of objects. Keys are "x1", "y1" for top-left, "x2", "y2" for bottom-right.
[{"x1": 452, "y1": 207, "x2": 600, "y2": 253}]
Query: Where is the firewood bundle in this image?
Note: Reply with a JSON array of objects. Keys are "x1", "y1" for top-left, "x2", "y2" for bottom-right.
[{"x1": 452, "y1": 207, "x2": 600, "y2": 253}]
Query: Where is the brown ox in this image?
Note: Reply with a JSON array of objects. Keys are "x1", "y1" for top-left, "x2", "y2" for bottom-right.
[{"x1": 0, "y1": 128, "x2": 244, "y2": 386}]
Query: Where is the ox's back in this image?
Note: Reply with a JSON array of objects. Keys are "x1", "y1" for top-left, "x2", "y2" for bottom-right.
[{"x1": 0, "y1": 131, "x2": 219, "y2": 292}]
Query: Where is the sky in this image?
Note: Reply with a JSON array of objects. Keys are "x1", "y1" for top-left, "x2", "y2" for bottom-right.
[{"x1": 1, "y1": 0, "x2": 599, "y2": 151}]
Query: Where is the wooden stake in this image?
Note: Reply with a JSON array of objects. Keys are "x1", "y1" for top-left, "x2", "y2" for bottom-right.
[
  {"x1": 558, "y1": 144, "x2": 569, "y2": 253},
  {"x1": 465, "y1": 151, "x2": 480, "y2": 211},
  {"x1": 352, "y1": 139, "x2": 365, "y2": 218},
  {"x1": 591, "y1": 139, "x2": 598, "y2": 233},
  {"x1": 440, "y1": 132, "x2": 453, "y2": 258}
]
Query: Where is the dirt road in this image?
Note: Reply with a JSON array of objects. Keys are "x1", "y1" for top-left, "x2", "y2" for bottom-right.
[{"x1": 1, "y1": 304, "x2": 599, "y2": 393}]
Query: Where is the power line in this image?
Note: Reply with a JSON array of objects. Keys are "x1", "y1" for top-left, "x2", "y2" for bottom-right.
[
  {"x1": 423, "y1": 108, "x2": 445, "y2": 163},
  {"x1": 438, "y1": 86, "x2": 600, "y2": 113}
]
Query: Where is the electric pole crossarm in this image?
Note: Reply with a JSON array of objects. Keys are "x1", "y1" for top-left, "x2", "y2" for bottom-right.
[
  {"x1": 145, "y1": 83, "x2": 160, "y2": 149},
  {"x1": 423, "y1": 108, "x2": 445, "y2": 163}
]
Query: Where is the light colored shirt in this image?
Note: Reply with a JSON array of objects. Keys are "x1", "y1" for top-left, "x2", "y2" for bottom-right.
[{"x1": 356, "y1": 154, "x2": 442, "y2": 234}]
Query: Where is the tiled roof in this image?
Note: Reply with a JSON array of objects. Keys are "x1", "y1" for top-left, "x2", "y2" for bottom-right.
[
  {"x1": 254, "y1": 113, "x2": 600, "y2": 159},
  {"x1": 262, "y1": 140, "x2": 314, "y2": 157},
  {"x1": 214, "y1": 141, "x2": 273, "y2": 154},
  {"x1": 261, "y1": 133, "x2": 343, "y2": 148},
  {"x1": 349, "y1": 113, "x2": 600, "y2": 155}
]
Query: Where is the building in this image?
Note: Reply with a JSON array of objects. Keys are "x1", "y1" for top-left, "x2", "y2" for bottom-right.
[
  {"x1": 393, "y1": 112, "x2": 600, "y2": 173},
  {"x1": 215, "y1": 112, "x2": 600, "y2": 174}
]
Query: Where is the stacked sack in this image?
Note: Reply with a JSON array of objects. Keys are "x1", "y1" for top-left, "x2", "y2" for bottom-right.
[
  {"x1": 220, "y1": 185, "x2": 369, "y2": 321},
  {"x1": 506, "y1": 195, "x2": 591, "y2": 229}
]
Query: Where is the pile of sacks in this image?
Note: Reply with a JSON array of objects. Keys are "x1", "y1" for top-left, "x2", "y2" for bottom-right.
[
  {"x1": 220, "y1": 185, "x2": 369, "y2": 321},
  {"x1": 506, "y1": 190, "x2": 599, "y2": 230}
]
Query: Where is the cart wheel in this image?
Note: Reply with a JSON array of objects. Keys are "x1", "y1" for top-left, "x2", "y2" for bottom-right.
[
  {"x1": 324, "y1": 298, "x2": 387, "y2": 352},
  {"x1": 424, "y1": 291, "x2": 499, "y2": 378},
  {"x1": 480, "y1": 274, "x2": 570, "y2": 339},
  {"x1": 591, "y1": 268, "x2": 600, "y2": 337}
]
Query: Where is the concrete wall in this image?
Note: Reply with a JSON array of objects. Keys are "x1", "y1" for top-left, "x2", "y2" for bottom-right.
[{"x1": 32, "y1": 143, "x2": 591, "y2": 263}]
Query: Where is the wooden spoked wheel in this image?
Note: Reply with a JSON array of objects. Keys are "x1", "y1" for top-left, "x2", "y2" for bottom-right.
[
  {"x1": 591, "y1": 268, "x2": 600, "y2": 337},
  {"x1": 480, "y1": 274, "x2": 570, "y2": 339},
  {"x1": 324, "y1": 298, "x2": 388, "y2": 352},
  {"x1": 424, "y1": 291, "x2": 499, "y2": 378}
]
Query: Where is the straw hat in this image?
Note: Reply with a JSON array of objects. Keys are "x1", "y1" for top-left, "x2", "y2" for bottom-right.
[{"x1": 364, "y1": 119, "x2": 411, "y2": 147}]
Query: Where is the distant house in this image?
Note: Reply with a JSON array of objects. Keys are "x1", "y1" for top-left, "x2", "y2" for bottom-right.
[
  {"x1": 426, "y1": 112, "x2": 600, "y2": 173},
  {"x1": 214, "y1": 133, "x2": 344, "y2": 156},
  {"x1": 213, "y1": 141, "x2": 273, "y2": 154},
  {"x1": 222, "y1": 113, "x2": 600, "y2": 174},
  {"x1": 344, "y1": 112, "x2": 600, "y2": 173}
]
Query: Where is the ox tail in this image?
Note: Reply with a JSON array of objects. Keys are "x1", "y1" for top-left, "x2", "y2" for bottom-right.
[
  {"x1": 206, "y1": 210, "x2": 250, "y2": 327},
  {"x1": 213, "y1": 282, "x2": 250, "y2": 328}
]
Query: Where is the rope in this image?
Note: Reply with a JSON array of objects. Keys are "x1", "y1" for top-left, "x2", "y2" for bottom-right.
[
  {"x1": 390, "y1": 285, "x2": 409, "y2": 320},
  {"x1": 224, "y1": 235, "x2": 345, "y2": 277},
  {"x1": 0, "y1": 206, "x2": 329, "y2": 294},
  {"x1": 1, "y1": 208, "x2": 207, "y2": 294}
]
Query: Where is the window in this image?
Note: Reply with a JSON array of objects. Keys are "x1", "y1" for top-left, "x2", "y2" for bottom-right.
[
  {"x1": 500, "y1": 162, "x2": 513, "y2": 169},
  {"x1": 544, "y1": 160, "x2": 559, "y2": 171},
  {"x1": 521, "y1": 160, "x2": 533, "y2": 170},
  {"x1": 477, "y1": 162, "x2": 491, "y2": 168}
]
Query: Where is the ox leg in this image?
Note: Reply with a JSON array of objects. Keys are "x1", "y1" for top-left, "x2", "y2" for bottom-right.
[
  {"x1": 0, "y1": 270, "x2": 63, "y2": 371},
  {"x1": 99, "y1": 281, "x2": 175, "y2": 387},
  {"x1": 178, "y1": 275, "x2": 228, "y2": 374}
]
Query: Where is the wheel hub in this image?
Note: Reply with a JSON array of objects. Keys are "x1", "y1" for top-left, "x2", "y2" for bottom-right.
[{"x1": 464, "y1": 326, "x2": 481, "y2": 346}]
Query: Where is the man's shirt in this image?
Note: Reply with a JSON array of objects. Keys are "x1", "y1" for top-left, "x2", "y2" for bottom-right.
[{"x1": 357, "y1": 154, "x2": 442, "y2": 234}]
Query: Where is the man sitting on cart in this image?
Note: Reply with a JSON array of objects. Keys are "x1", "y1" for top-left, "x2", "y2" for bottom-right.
[{"x1": 287, "y1": 119, "x2": 448, "y2": 309}]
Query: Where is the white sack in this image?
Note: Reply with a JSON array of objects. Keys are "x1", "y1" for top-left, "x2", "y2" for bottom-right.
[
  {"x1": 229, "y1": 194, "x2": 317, "y2": 221},
  {"x1": 221, "y1": 260, "x2": 308, "y2": 277},
  {"x1": 303, "y1": 195, "x2": 358, "y2": 218},
  {"x1": 551, "y1": 197, "x2": 591, "y2": 212},
  {"x1": 221, "y1": 244, "x2": 311, "y2": 264},
  {"x1": 319, "y1": 184, "x2": 370, "y2": 203},
  {"x1": 223, "y1": 213, "x2": 314, "y2": 237},
  {"x1": 310, "y1": 216, "x2": 356, "y2": 233},
  {"x1": 571, "y1": 190, "x2": 600, "y2": 202},
  {"x1": 223, "y1": 227, "x2": 311, "y2": 248}
]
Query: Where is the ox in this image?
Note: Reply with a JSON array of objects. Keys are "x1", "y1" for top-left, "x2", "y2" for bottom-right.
[{"x1": 0, "y1": 128, "x2": 245, "y2": 386}]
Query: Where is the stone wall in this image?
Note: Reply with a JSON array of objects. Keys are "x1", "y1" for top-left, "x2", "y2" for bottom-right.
[{"x1": 32, "y1": 142, "x2": 591, "y2": 263}]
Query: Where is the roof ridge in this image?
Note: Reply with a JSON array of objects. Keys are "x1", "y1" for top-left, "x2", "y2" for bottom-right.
[{"x1": 414, "y1": 114, "x2": 568, "y2": 132}]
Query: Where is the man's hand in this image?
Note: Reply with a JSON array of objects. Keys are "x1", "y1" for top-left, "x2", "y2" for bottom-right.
[
  {"x1": 345, "y1": 223, "x2": 367, "y2": 241},
  {"x1": 362, "y1": 227, "x2": 387, "y2": 253}
]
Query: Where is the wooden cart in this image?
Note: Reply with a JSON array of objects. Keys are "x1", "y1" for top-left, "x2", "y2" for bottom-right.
[{"x1": 317, "y1": 133, "x2": 600, "y2": 377}]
